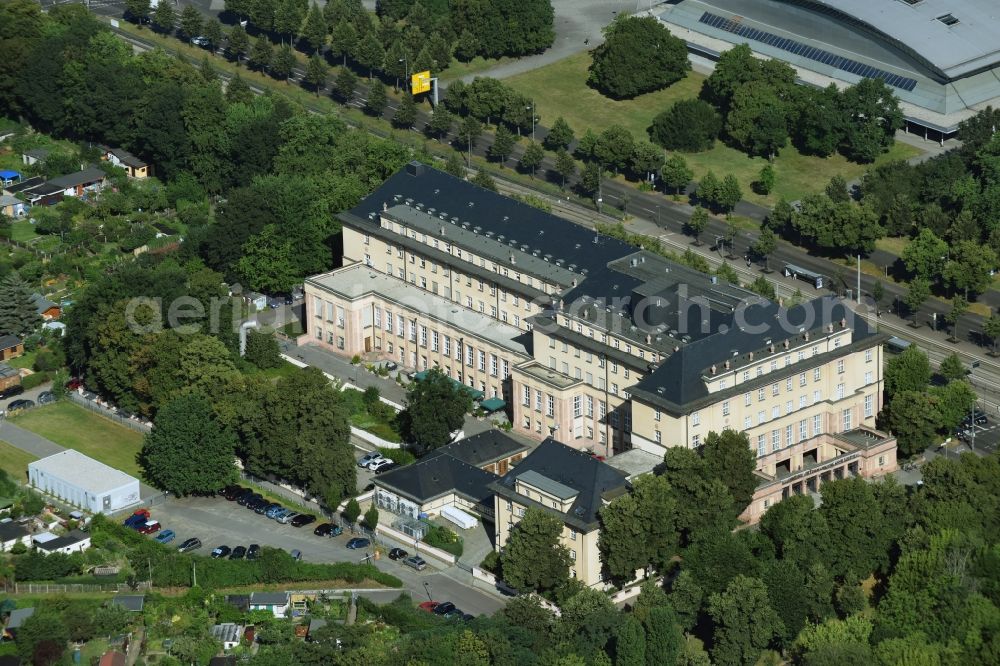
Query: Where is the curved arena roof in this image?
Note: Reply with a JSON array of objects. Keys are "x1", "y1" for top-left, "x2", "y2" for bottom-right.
[{"x1": 784, "y1": 0, "x2": 1000, "y2": 81}]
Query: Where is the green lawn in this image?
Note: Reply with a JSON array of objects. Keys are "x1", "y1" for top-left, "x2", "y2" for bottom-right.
[
  {"x1": 339, "y1": 388, "x2": 403, "y2": 443},
  {"x1": 7, "y1": 349, "x2": 36, "y2": 370},
  {"x1": 9, "y1": 219, "x2": 39, "y2": 243},
  {"x1": 505, "y1": 51, "x2": 923, "y2": 205},
  {"x1": 439, "y1": 55, "x2": 516, "y2": 83},
  {"x1": 10, "y1": 402, "x2": 145, "y2": 478},
  {"x1": 0, "y1": 440, "x2": 36, "y2": 483}
]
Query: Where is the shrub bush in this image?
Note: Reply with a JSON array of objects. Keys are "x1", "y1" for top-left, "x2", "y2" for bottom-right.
[
  {"x1": 423, "y1": 524, "x2": 464, "y2": 557},
  {"x1": 21, "y1": 371, "x2": 51, "y2": 391}
]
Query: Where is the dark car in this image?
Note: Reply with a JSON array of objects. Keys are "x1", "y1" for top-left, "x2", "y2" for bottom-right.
[
  {"x1": 244, "y1": 495, "x2": 265, "y2": 510},
  {"x1": 346, "y1": 538, "x2": 370, "y2": 550},
  {"x1": 177, "y1": 538, "x2": 202, "y2": 553},
  {"x1": 290, "y1": 514, "x2": 316, "y2": 528},
  {"x1": 37, "y1": 391, "x2": 56, "y2": 405},
  {"x1": 221, "y1": 485, "x2": 246, "y2": 501},
  {"x1": 211, "y1": 545, "x2": 231, "y2": 558},
  {"x1": 388, "y1": 548, "x2": 408, "y2": 560},
  {"x1": 229, "y1": 546, "x2": 247, "y2": 560},
  {"x1": 962, "y1": 409, "x2": 989, "y2": 427},
  {"x1": 314, "y1": 523, "x2": 338, "y2": 536},
  {"x1": 236, "y1": 492, "x2": 258, "y2": 507},
  {"x1": 246, "y1": 544, "x2": 261, "y2": 560},
  {"x1": 7, "y1": 399, "x2": 34, "y2": 412},
  {"x1": 432, "y1": 602, "x2": 457, "y2": 616},
  {"x1": 0, "y1": 384, "x2": 24, "y2": 400},
  {"x1": 65, "y1": 377, "x2": 83, "y2": 391}
]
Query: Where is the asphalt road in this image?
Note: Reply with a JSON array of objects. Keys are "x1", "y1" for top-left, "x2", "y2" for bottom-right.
[{"x1": 148, "y1": 494, "x2": 506, "y2": 616}]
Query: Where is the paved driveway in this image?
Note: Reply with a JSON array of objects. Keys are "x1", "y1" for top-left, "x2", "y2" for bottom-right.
[{"x1": 148, "y1": 495, "x2": 505, "y2": 616}]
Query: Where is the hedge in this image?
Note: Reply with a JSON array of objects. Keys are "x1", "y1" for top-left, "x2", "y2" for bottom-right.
[{"x1": 21, "y1": 371, "x2": 52, "y2": 391}]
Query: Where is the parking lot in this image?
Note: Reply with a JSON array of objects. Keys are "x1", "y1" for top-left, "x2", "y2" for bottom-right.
[{"x1": 145, "y1": 494, "x2": 506, "y2": 616}]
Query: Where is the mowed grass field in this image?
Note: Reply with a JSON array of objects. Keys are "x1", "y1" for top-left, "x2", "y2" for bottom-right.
[
  {"x1": 0, "y1": 440, "x2": 37, "y2": 482},
  {"x1": 11, "y1": 402, "x2": 145, "y2": 478},
  {"x1": 505, "y1": 51, "x2": 923, "y2": 205}
]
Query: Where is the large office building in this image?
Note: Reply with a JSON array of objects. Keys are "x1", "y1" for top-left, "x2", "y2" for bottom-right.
[
  {"x1": 303, "y1": 162, "x2": 897, "y2": 556},
  {"x1": 659, "y1": 0, "x2": 1000, "y2": 138}
]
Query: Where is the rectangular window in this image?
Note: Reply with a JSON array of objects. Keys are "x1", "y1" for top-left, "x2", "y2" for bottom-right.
[
  {"x1": 758, "y1": 410, "x2": 766, "y2": 424},
  {"x1": 573, "y1": 395, "x2": 582, "y2": 418},
  {"x1": 478, "y1": 351, "x2": 486, "y2": 372},
  {"x1": 691, "y1": 433, "x2": 700, "y2": 447},
  {"x1": 336, "y1": 306, "x2": 345, "y2": 328},
  {"x1": 466, "y1": 345, "x2": 474, "y2": 367},
  {"x1": 786, "y1": 400, "x2": 793, "y2": 414},
  {"x1": 864, "y1": 371, "x2": 873, "y2": 386},
  {"x1": 813, "y1": 389, "x2": 821, "y2": 404},
  {"x1": 743, "y1": 371, "x2": 750, "y2": 382},
  {"x1": 772, "y1": 383, "x2": 779, "y2": 396},
  {"x1": 837, "y1": 359, "x2": 845, "y2": 374},
  {"x1": 864, "y1": 394, "x2": 874, "y2": 418},
  {"x1": 813, "y1": 367, "x2": 821, "y2": 381},
  {"x1": 786, "y1": 377, "x2": 793, "y2": 392},
  {"x1": 836, "y1": 383, "x2": 845, "y2": 400},
  {"x1": 772, "y1": 405, "x2": 780, "y2": 419},
  {"x1": 397, "y1": 314, "x2": 405, "y2": 338},
  {"x1": 744, "y1": 416, "x2": 752, "y2": 429},
  {"x1": 600, "y1": 401, "x2": 607, "y2": 419},
  {"x1": 535, "y1": 391, "x2": 543, "y2": 412},
  {"x1": 772, "y1": 429, "x2": 780, "y2": 452},
  {"x1": 799, "y1": 395, "x2": 807, "y2": 409},
  {"x1": 419, "y1": 326, "x2": 427, "y2": 347},
  {"x1": 691, "y1": 411, "x2": 700, "y2": 426},
  {"x1": 770, "y1": 360, "x2": 777, "y2": 372},
  {"x1": 757, "y1": 434, "x2": 766, "y2": 457},
  {"x1": 813, "y1": 414, "x2": 823, "y2": 435},
  {"x1": 865, "y1": 349, "x2": 873, "y2": 363},
  {"x1": 522, "y1": 385, "x2": 530, "y2": 406},
  {"x1": 443, "y1": 336, "x2": 450, "y2": 357},
  {"x1": 611, "y1": 383, "x2": 618, "y2": 396},
  {"x1": 843, "y1": 408, "x2": 852, "y2": 431},
  {"x1": 546, "y1": 394, "x2": 555, "y2": 417},
  {"x1": 722, "y1": 401, "x2": 730, "y2": 416},
  {"x1": 655, "y1": 430, "x2": 662, "y2": 444},
  {"x1": 624, "y1": 412, "x2": 632, "y2": 433},
  {"x1": 490, "y1": 355, "x2": 498, "y2": 377},
  {"x1": 561, "y1": 361, "x2": 569, "y2": 376},
  {"x1": 799, "y1": 373, "x2": 807, "y2": 387},
  {"x1": 785, "y1": 425, "x2": 793, "y2": 448},
  {"x1": 502, "y1": 359, "x2": 509, "y2": 378},
  {"x1": 385, "y1": 312, "x2": 393, "y2": 333},
  {"x1": 758, "y1": 388, "x2": 766, "y2": 402},
  {"x1": 799, "y1": 419, "x2": 807, "y2": 442},
  {"x1": 373, "y1": 307, "x2": 381, "y2": 328},
  {"x1": 570, "y1": 529, "x2": 577, "y2": 541},
  {"x1": 745, "y1": 392, "x2": 752, "y2": 407},
  {"x1": 431, "y1": 331, "x2": 439, "y2": 352}
]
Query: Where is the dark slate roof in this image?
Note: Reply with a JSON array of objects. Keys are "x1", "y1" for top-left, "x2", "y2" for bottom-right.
[
  {"x1": 374, "y1": 454, "x2": 499, "y2": 506},
  {"x1": 23, "y1": 148, "x2": 50, "y2": 159},
  {"x1": 35, "y1": 529, "x2": 89, "y2": 552},
  {"x1": 0, "y1": 522, "x2": 29, "y2": 542},
  {"x1": 30, "y1": 293, "x2": 57, "y2": 314},
  {"x1": 250, "y1": 592, "x2": 289, "y2": 605},
  {"x1": 23, "y1": 183, "x2": 63, "y2": 198},
  {"x1": 5, "y1": 607, "x2": 34, "y2": 630},
  {"x1": 3, "y1": 176, "x2": 45, "y2": 195},
  {"x1": 490, "y1": 438, "x2": 629, "y2": 531},
  {"x1": 225, "y1": 595, "x2": 250, "y2": 610},
  {"x1": 111, "y1": 595, "x2": 144, "y2": 612},
  {"x1": 47, "y1": 167, "x2": 106, "y2": 189},
  {"x1": 342, "y1": 162, "x2": 639, "y2": 301},
  {"x1": 630, "y1": 296, "x2": 882, "y2": 413},
  {"x1": 209, "y1": 658, "x2": 236, "y2": 666},
  {"x1": 107, "y1": 148, "x2": 145, "y2": 168},
  {"x1": 0, "y1": 335, "x2": 19, "y2": 350},
  {"x1": 427, "y1": 430, "x2": 530, "y2": 468}
]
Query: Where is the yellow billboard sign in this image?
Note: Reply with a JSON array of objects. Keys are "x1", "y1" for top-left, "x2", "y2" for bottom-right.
[{"x1": 411, "y1": 70, "x2": 432, "y2": 95}]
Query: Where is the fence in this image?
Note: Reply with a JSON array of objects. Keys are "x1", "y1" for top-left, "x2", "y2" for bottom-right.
[
  {"x1": 3, "y1": 580, "x2": 151, "y2": 594},
  {"x1": 66, "y1": 392, "x2": 152, "y2": 434}
]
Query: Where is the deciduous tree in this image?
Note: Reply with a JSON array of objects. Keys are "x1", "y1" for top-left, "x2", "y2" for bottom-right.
[
  {"x1": 304, "y1": 53, "x2": 329, "y2": 95},
  {"x1": 708, "y1": 575, "x2": 784, "y2": 666},
  {"x1": 141, "y1": 392, "x2": 237, "y2": 496},
  {"x1": 520, "y1": 141, "x2": 545, "y2": 178},
  {"x1": 152, "y1": 0, "x2": 176, "y2": 34},
  {"x1": 399, "y1": 367, "x2": 470, "y2": 451},
  {"x1": 179, "y1": 5, "x2": 203, "y2": 40},
  {"x1": 332, "y1": 66, "x2": 357, "y2": 103},
  {"x1": 501, "y1": 507, "x2": 572, "y2": 595},
  {"x1": 685, "y1": 206, "x2": 708, "y2": 244},
  {"x1": 588, "y1": 16, "x2": 689, "y2": 99},
  {"x1": 544, "y1": 116, "x2": 575, "y2": 151},
  {"x1": 489, "y1": 124, "x2": 516, "y2": 163},
  {"x1": 554, "y1": 148, "x2": 576, "y2": 190},
  {"x1": 661, "y1": 154, "x2": 693, "y2": 198},
  {"x1": 649, "y1": 99, "x2": 721, "y2": 152},
  {"x1": 365, "y1": 80, "x2": 387, "y2": 116},
  {"x1": 301, "y1": 2, "x2": 327, "y2": 53}
]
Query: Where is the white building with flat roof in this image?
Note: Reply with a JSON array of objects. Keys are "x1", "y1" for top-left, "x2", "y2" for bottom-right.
[{"x1": 28, "y1": 450, "x2": 141, "y2": 514}]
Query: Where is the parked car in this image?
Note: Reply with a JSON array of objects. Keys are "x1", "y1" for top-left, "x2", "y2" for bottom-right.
[
  {"x1": 137, "y1": 520, "x2": 161, "y2": 535},
  {"x1": 154, "y1": 529, "x2": 176, "y2": 544},
  {"x1": 418, "y1": 601, "x2": 439, "y2": 613},
  {"x1": 442, "y1": 607, "x2": 464, "y2": 620},
  {"x1": 222, "y1": 485, "x2": 246, "y2": 501},
  {"x1": 962, "y1": 409, "x2": 989, "y2": 426},
  {"x1": 256, "y1": 502, "x2": 280, "y2": 516},
  {"x1": 123, "y1": 509, "x2": 150, "y2": 529},
  {"x1": 177, "y1": 538, "x2": 202, "y2": 553},
  {"x1": 236, "y1": 492, "x2": 258, "y2": 507},
  {"x1": 290, "y1": 549, "x2": 302, "y2": 561},
  {"x1": 65, "y1": 377, "x2": 83, "y2": 391},
  {"x1": 314, "y1": 523, "x2": 337, "y2": 536},
  {"x1": 7, "y1": 399, "x2": 34, "y2": 412},
  {"x1": 244, "y1": 496, "x2": 266, "y2": 510},
  {"x1": 229, "y1": 546, "x2": 247, "y2": 560},
  {"x1": 290, "y1": 514, "x2": 316, "y2": 528},
  {"x1": 367, "y1": 458, "x2": 394, "y2": 471},
  {"x1": 388, "y1": 548, "x2": 408, "y2": 560},
  {"x1": 384, "y1": 361, "x2": 398, "y2": 371},
  {"x1": 370, "y1": 460, "x2": 397, "y2": 474},
  {"x1": 403, "y1": 555, "x2": 427, "y2": 571},
  {"x1": 37, "y1": 391, "x2": 55, "y2": 405},
  {"x1": 0, "y1": 385, "x2": 24, "y2": 400},
  {"x1": 276, "y1": 511, "x2": 298, "y2": 524},
  {"x1": 190, "y1": 35, "x2": 210, "y2": 46},
  {"x1": 358, "y1": 452, "x2": 387, "y2": 468},
  {"x1": 247, "y1": 544, "x2": 261, "y2": 560},
  {"x1": 265, "y1": 505, "x2": 287, "y2": 519},
  {"x1": 346, "y1": 538, "x2": 370, "y2": 550},
  {"x1": 211, "y1": 545, "x2": 231, "y2": 558},
  {"x1": 432, "y1": 602, "x2": 457, "y2": 616}
]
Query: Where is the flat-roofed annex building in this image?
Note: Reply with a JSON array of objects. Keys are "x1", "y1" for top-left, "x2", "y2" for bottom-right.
[{"x1": 302, "y1": 162, "x2": 898, "y2": 529}]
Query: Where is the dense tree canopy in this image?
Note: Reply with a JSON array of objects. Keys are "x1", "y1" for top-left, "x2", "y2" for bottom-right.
[
  {"x1": 588, "y1": 16, "x2": 689, "y2": 99},
  {"x1": 399, "y1": 368, "x2": 471, "y2": 452}
]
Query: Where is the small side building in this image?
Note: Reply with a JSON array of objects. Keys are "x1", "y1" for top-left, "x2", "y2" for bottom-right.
[
  {"x1": 0, "y1": 364, "x2": 21, "y2": 394},
  {"x1": 102, "y1": 148, "x2": 148, "y2": 179},
  {"x1": 210, "y1": 623, "x2": 244, "y2": 650},
  {"x1": 34, "y1": 529, "x2": 91, "y2": 555},
  {"x1": 0, "y1": 522, "x2": 31, "y2": 552},
  {"x1": 249, "y1": 592, "x2": 289, "y2": 619},
  {"x1": 28, "y1": 450, "x2": 141, "y2": 514},
  {"x1": 0, "y1": 336, "x2": 23, "y2": 362}
]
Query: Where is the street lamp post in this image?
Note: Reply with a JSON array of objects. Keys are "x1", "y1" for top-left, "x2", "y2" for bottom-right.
[
  {"x1": 399, "y1": 57, "x2": 408, "y2": 91},
  {"x1": 525, "y1": 101, "x2": 535, "y2": 142},
  {"x1": 423, "y1": 581, "x2": 432, "y2": 602},
  {"x1": 970, "y1": 360, "x2": 980, "y2": 451}
]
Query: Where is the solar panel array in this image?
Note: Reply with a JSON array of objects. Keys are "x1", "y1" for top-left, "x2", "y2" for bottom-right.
[{"x1": 698, "y1": 12, "x2": 918, "y2": 92}]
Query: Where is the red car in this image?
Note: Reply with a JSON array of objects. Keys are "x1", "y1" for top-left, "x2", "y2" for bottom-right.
[
  {"x1": 137, "y1": 520, "x2": 161, "y2": 534},
  {"x1": 418, "y1": 601, "x2": 439, "y2": 613},
  {"x1": 65, "y1": 378, "x2": 83, "y2": 391}
]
